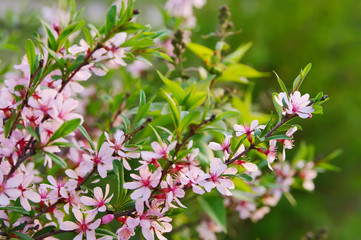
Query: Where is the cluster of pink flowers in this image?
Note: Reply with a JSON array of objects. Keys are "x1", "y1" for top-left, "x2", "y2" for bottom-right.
[{"x1": 0, "y1": 1, "x2": 324, "y2": 239}]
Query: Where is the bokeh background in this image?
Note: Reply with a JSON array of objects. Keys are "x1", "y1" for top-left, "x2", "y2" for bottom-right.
[{"x1": 1, "y1": 0, "x2": 360, "y2": 239}]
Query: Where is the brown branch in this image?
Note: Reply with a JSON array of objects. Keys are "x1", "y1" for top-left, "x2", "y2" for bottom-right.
[{"x1": 34, "y1": 229, "x2": 67, "y2": 240}]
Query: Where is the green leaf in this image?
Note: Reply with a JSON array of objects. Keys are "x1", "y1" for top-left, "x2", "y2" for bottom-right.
[
  {"x1": 219, "y1": 63, "x2": 269, "y2": 83},
  {"x1": 41, "y1": 21, "x2": 57, "y2": 50},
  {"x1": 198, "y1": 195, "x2": 227, "y2": 233},
  {"x1": 139, "y1": 90, "x2": 146, "y2": 107},
  {"x1": 260, "y1": 114, "x2": 273, "y2": 138},
  {"x1": 162, "y1": 90, "x2": 180, "y2": 128},
  {"x1": 14, "y1": 232, "x2": 34, "y2": 240},
  {"x1": 50, "y1": 141, "x2": 77, "y2": 148},
  {"x1": 25, "y1": 39, "x2": 36, "y2": 74},
  {"x1": 78, "y1": 125, "x2": 95, "y2": 151},
  {"x1": 233, "y1": 177, "x2": 254, "y2": 193},
  {"x1": 113, "y1": 160, "x2": 125, "y2": 205},
  {"x1": 105, "y1": 5, "x2": 117, "y2": 35},
  {"x1": 164, "y1": 208, "x2": 185, "y2": 216},
  {"x1": 313, "y1": 105, "x2": 323, "y2": 115},
  {"x1": 57, "y1": 20, "x2": 85, "y2": 51},
  {"x1": 157, "y1": 71, "x2": 185, "y2": 104},
  {"x1": 26, "y1": 126, "x2": 40, "y2": 144},
  {"x1": 120, "y1": 114, "x2": 131, "y2": 133},
  {"x1": 151, "y1": 51, "x2": 173, "y2": 62},
  {"x1": 49, "y1": 119, "x2": 81, "y2": 143},
  {"x1": 224, "y1": 42, "x2": 252, "y2": 63},
  {"x1": 97, "y1": 132, "x2": 106, "y2": 152},
  {"x1": 45, "y1": 152, "x2": 67, "y2": 168},
  {"x1": 32, "y1": 226, "x2": 56, "y2": 238},
  {"x1": 134, "y1": 103, "x2": 151, "y2": 125},
  {"x1": 96, "y1": 228, "x2": 117, "y2": 239},
  {"x1": 272, "y1": 92, "x2": 283, "y2": 122},
  {"x1": 187, "y1": 42, "x2": 213, "y2": 65},
  {"x1": 214, "y1": 111, "x2": 239, "y2": 122},
  {"x1": 83, "y1": 27, "x2": 94, "y2": 49},
  {"x1": 0, "y1": 206, "x2": 30, "y2": 215},
  {"x1": 180, "y1": 111, "x2": 200, "y2": 133},
  {"x1": 292, "y1": 63, "x2": 312, "y2": 92},
  {"x1": 273, "y1": 71, "x2": 288, "y2": 96},
  {"x1": 265, "y1": 134, "x2": 291, "y2": 141}
]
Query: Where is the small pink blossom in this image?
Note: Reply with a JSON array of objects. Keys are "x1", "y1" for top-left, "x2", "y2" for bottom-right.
[
  {"x1": 209, "y1": 135, "x2": 232, "y2": 158},
  {"x1": 234, "y1": 120, "x2": 264, "y2": 143},
  {"x1": 80, "y1": 142, "x2": 115, "y2": 178},
  {"x1": 18, "y1": 174, "x2": 41, "y2": 211},
  {"x1": 275, "y1": 91, "x2": 314, "y2": 118},
  {"x1": 257, "y1": 140, "x2": 278, "y2": 170},
  {"x1": 123, "y1": 167, "x2": 162, "y2": 201},
  {"x1": 81, "y1": 184, "x2": 113, "y2": 212},
  {"x1": 199, "y1": 158, "x2": 237, "y2": 196},
  {"x1": 0, "y1": 173, "x2": 22, "y2": 206},
  {"x1": 277, "y1": 126, "x2": 297, "y2": 161},
  {"x1": 116, "y1": 217, "x2": 140, "y2": 240},
  {"x1": 150, "y1": 141, "x2": 177, "y2": 159},
  {"x1": 60, "y1": 208, "x2": 101, "y2": 240}
]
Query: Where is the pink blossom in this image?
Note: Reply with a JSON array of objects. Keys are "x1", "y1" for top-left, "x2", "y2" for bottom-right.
[
  {"x1": 60, "y1": 208, "x2": 101, "y2": 240},
  {"x1": 209, "y1": 135, "x2": 232, "y2": 158},
  {"x1": 160, "y1": 175, "x2": 186, "y2": 209},
  {"x1": 18, "y1": 174, "x2": 41, "y2": 211},
  {"x1": 0, "y1": 173, "x2": 22, "y2": 206},
  {"x1": 275, "y1": 91, "x2": 314, "y2": 118},
  {"x1": 81, "y1": 184, "x2": 113, "y2": 212},
  {"x1": 105, "y1": 130, "x2": 140, "y2": 170},
  {"x1": 104, "y1": 33, "x2": 128, "y2": 66},
  {"x1": 234, "y1": 120, "x2": 265, "y2": 143},
  {"x1": 230, "y1": 144, "x2": 258, "y2": 172},
  {"x1": 150, "y1": 141, "x2": 177, "y2": 159},
  {"x1": 124, "y1": 167, "x2": 162, "y2": 201},
  {"x1": 297, "y1": 161, "x2": 317, "y2": 191},
  {"x1": 196, "y1": 219, "x2": 222, "y2": 240},
  {"x1": 101, "y1": 214, "x2": 114, "y2": 225},
  {"x1": 199, "y1": 158, "x2": 237, "y2": 196},
  {"x1": 257, "y1": 140, "x2": 278, "y2": 170},
  {"x1": 80, "y1": 142, "x2": 115, "y2": 178},
  {"x1": 235, "y1": 201, "x2": 257, "y2": 219},
  {"x1": 41, "y1": 175, "x2": 77, "y2": 198},
  {"x1": 116, "y1": 217, "x2": 140, "y2": 240},
  {"x1": 28, "y1": 88, "x2": 58, "y2": 120},
  {"x1": 179, "y1": 170, "x2": 205, "y2": 195},
  {"x1": 251, "y1": 206, "x2": 270, "y2": 222},
  {"x1": 59, "y1": 188, "x2": 81, "y2": 214},
  {"x1": 278, "y1": 126, "x2": 297, "y2": 161}
]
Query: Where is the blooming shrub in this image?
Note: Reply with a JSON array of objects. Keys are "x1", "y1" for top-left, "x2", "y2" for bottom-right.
[{"x1": 0, "y1": 0, "x2": 336, "y2": 239}]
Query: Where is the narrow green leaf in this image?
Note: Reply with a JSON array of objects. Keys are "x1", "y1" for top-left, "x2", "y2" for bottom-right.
[
  {"x1": 134, "y1": 103, "x2": 151, "y2": 125},
  {"x1": 26, "y1": 126, "x2": 40, "y2": 144},
  {"x1": 32, "y1": 226, "x2": 56, "y2": 238},
  {"x1": 260, "y1": 114, "x2": 273, "y2": 138},
  {"x1": 57, "y1": 20, "x2": 85, "y2": 51},
  {"x1": 119, "y1": 114, "x2": 131, "y2": 133},
  {"x1": 25, "y1": 39, "x2": 36, "y2": 74},
  {"x1": 273, "y1": 71, "x2": 288, "y2": 96},
  {"x1": 180, "y1": 111, "x2": 200, "y2": 133},
  {"x1": 272, "y1": 92, "x2": 283, "y2": 123},
  {"x1": 157, "y1": 70, "x2": 185, "y2": 104},
  {"x1": 78, "y1": 125, "x2": 96, "y2": 151},
  {"x1": 224, "y1": 42, "x2": 253, "y2": 63},
  {"x1": 139, "y1": 90, "x2": 146, "y2": 107},
  {"x1": 97, "y1": 133, "x2": 106, "y2": 152},
  {"x1": 83, "y1": 27, "x2": 93, "y2": 49},
  {"x1": 0, "y1": 206, "x2": 30, "y2": 215},
  {"x1": 292, "y1": 63, "x2": 312, "y2": 92},
  {"x1": 46, "y1": 152, "x2": 67, "y2": 168},
  {"x1": 265, "y1": 134, "x2": 291, "y2": 141},
  {"x1": 198, "y1": 195, "x2": 227, "y2": 233},
  {"x1": 113, "y1": 160, "x2": 125, "y2": 204},
  {"x1": 49, "y1": 118, "x2": 81, "y2": 143},
  {"x1": 214, "y1": 111, "x2": 239, "y2": 122},
  {"x1": 219, "y1": 63, "x2": 269, "y2": 83},
  {"x1": 14, "y1": 232, "x2": 34, "y2": 240},
  {"x1": 162, "y1": 90, "x2": 180, "y2": 128},
  {"x1": 105, "y1": 5, "x2": 117, "y2": 35},
  {"x1": 187, "y1": 42, "x2": 213, "y2": 64},
  {"x1": 151, "y1": 51, "x2": 173, "y2": 62},
  {"x1": 96, "y1": 228, "x2": 118, "y2": 239}
]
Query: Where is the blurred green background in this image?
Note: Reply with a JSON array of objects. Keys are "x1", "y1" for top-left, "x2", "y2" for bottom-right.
[{"x1": 1, "y1": 0, "x2": 360, "y2": 239}]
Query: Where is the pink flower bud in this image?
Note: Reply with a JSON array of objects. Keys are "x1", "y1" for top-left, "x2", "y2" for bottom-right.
[{"x1": 101, "y1": 214, "x2": 114, "y2": 225}]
